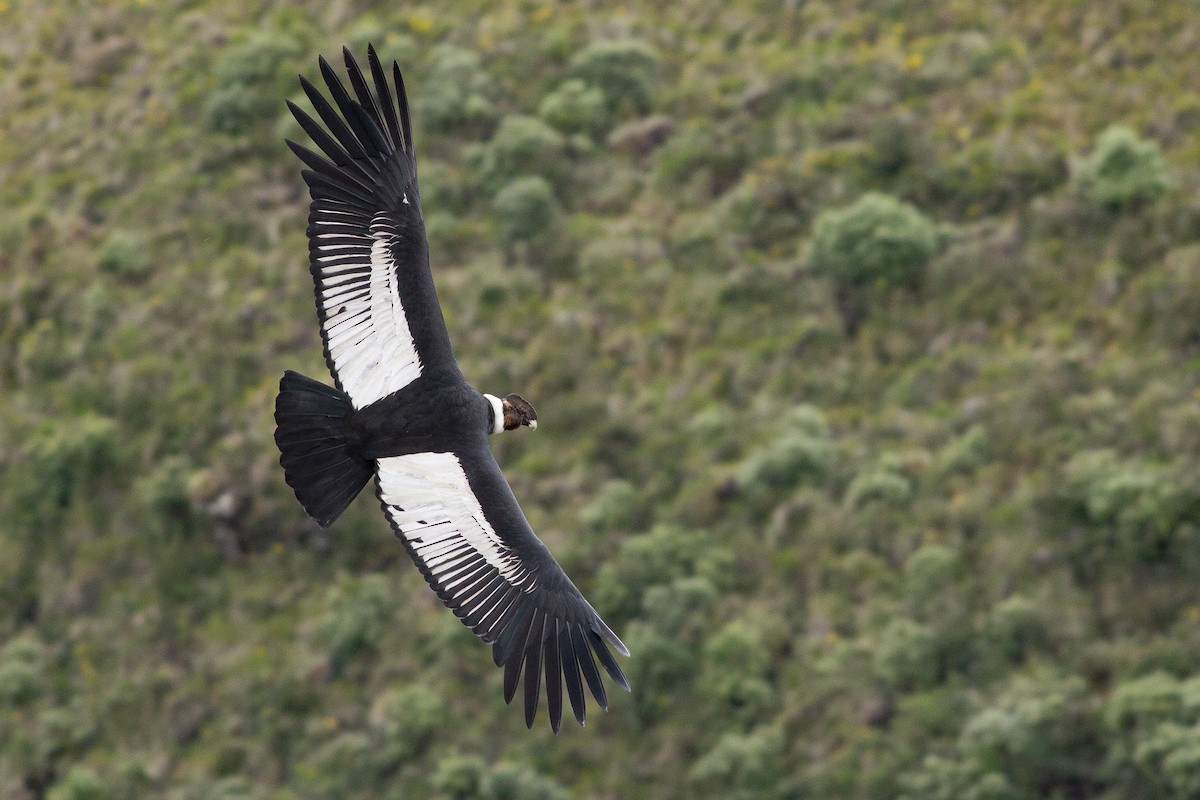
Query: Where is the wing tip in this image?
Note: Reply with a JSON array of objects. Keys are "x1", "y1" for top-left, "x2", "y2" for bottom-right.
[
  {"x1": 612, "y1": 638, "x2": 631, "y2": 659},
  {"x1": 595, "y1": 617, "x2": 631, "y2": 658}
]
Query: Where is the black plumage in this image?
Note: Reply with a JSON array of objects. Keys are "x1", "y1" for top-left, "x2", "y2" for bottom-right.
[{"x1": 272, "y1": 46, "x2": 629, "y2": 731}]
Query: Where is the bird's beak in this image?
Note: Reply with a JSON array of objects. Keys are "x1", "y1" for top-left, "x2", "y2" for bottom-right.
[{"x1": 527, "y1": 419, "x2": 537, "y2": 431}]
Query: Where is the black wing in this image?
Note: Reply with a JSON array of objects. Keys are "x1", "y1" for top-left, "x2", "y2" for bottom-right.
[
  {"x1": 287, "y1": 46, "x2": 456, "y2": 409},
  {"x1": 375, "y1": 448, "x2": 630, "y2": 731}
]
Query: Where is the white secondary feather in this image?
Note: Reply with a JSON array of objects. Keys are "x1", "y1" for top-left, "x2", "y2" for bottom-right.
[
  {"x1": 376, "y1": 453, "x2": 535, "y2": 592},
  {"x1": 312, "y1": 211, "x2": 422, "y2": 409}
]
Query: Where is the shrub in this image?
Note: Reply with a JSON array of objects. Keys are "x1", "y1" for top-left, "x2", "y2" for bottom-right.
[
  {"x1": 938, "y1": 424, "x2": 989, "y2": 476},
  {"x1": 368, "y1": 686, "x2": 444, "y2": 760},
  {"x1": 1132, "y1": 244, "x2": 1200, "y2": 353},
  {"x1": 810, "y1": 192, "x2": 938, "y2": 289},
  {"x1": 725, "y1": 158, "x2": 810, "y2": 252},
  {"x1": 203, "y1": 84, "x2": 266, "y2": 135},
  {"x1": 739, "y1": 434, "x2": 833, "y2": 492},
  {"x1": 580, "y1": 479, "x2": 643, "y2": 533},
  {"x1": 592, "y1": 524, "x2": 712, "y2": 621},
  {"x1": 568, "y1": 40, "x2": 659, "y2": 117},
  {"x1": 415, "y1": 45, "x2": 499, "y2": 137},
  {"x1": 211, "y1": 29, "x2": 301, "y2": 94},
  {"x1": 484, "y1": 764, "x2": 570, "y2": 800},
  {"x1": 641, "y1": 575, "x2": 717, "y2": 639},
  {"x1": 0, "y1": 636, "x2": 43, "y2": 707},
  {"x1": 577, "y1": 227, "x2": 665, "y2": 276},
  {"x1": 23, "y1": 413, "x2": 120, "y2": 508},
  {"x1": 873, "y1": 617, "x2": 940, "y2": 691},
  {"x1": 132, "y1": 456, "x2": 197, "y2": 536},
  {"x1": 956, "y1": 672, "x2": 1103, "y2": 791},
  {"x1": 433, "y1": 754, "x2": 487, "y2": 800},
  {"x1": 0, "y1": 659, "x2": 40, "y2": 707},
  {"x1": 302, "y1": 733, "x2": 382, "y2": 797},
  {"x1": 1131, "y1": 722, "x2": 1200, "y2": 799},
  {"x1": 17, "y1": 317, "x2": 70, "y2": 382},
  {"x1": 484, "y1": 116, "x2": 566, "y2": 187},
  {"x1": 538, "y1": 79, "x2": 609, "y2": 138},
  {"x1": 656, "y1": 122, "x2": 747, "y2": 200},
  {"x1": 47, "y1": 768, "x2": 110, "y2": 800},
  {"x1": 1061, "y1": 449, "x2": 1194, "y2": 564},
  {"x1": 493, "y1": 176, "x2": 562, "y2": 245},
  {"x1": 1103, "y1": 673, "x2": 1200, "y2": 798},
  {"x1": 97, "y1": 230, "x2": 150, "y2": 281},
  {"x1": 982, "y1": 595, "x2": 1047, "y2": 663},
  {"x1": 1106, "y1": 672, "x2": 1186, "y2": 733},
  {"x1": 898, "y1": 756, "x2": 1017, "y2": 800},
  {"x1": 738, "y1": 404, "x2": 834, "y2": 491},
  {"x1": 205, "y1": 28, "x2": 301, "y2": 135},
  {"x1": 866, "y1": 109, "x2": 925, "y2": 178},
  {"x1": 920, "y1": 133, "x2": 1068, "y2": 218},
  {"x1": 702, "y1": 618, "x2": 775, "y2": 722},
  {"x1": 690, "y1": 725, "x2": 787, "y2": 800},
  {"x1": 316, "y1": 574, "x2": 393, "y2": 678},
  {"x1": 627, "y1": 622, "x2": 699, "y2": 723},
  {"x1": 1071, "y1": 125, "x2": 1169, "y2": 211},
  {"x1": 904, "y1": 545, "x2": 961, "y2": 602},
  {"x1": 845, "y1": 468, "x2": 913, "y2": 508}
]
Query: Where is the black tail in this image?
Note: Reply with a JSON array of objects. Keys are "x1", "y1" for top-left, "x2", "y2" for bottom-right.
[{"x1": 274, "y1": 371, "x2": 372, "y2": 528}]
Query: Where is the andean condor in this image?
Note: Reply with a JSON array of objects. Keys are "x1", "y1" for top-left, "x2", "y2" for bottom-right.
[{"x1": 272, "y1": 46, "x2": 629, "y2": 731}]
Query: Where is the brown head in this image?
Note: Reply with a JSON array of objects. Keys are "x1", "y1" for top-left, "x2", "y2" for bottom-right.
[
  {"x1": 502, "y1": 394, "x2": 537, "y2": 431},
  {"x1": 484, "y1": 392, "x2": 538, "y2": 435}
]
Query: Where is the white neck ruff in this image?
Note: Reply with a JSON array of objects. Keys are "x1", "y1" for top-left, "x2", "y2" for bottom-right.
[{"x1": 484, "y1": 393, "x2": 504, "y2": 435}]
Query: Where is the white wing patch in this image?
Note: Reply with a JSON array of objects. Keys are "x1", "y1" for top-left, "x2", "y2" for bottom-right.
[
  {"x1": 314, "y1": 211, "x2": 422, "y2": 409},
  {"x1": 377, "y1": 453, "x2": 536, "y2": 592}
]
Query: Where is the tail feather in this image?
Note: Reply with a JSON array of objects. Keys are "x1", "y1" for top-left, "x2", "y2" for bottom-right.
[{"x1": 274, "y1": 370, "x2": 372, "y2": 528}]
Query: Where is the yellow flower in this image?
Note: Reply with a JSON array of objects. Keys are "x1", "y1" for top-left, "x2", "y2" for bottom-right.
[
  {"x1": 408, "y1": 13, "x2": 435, "y2": 33},
  {"x1": 905, "y1": 52, "x2": 924, "y2": 70}
]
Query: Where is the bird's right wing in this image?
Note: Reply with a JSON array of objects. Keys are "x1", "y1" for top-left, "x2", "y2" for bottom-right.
[
  {"x1": 374, "y1": 449, "x2": 629, "y2": 731},
  {"x1": 287, "y1": 47, "x2": 457, "y2": 410}
]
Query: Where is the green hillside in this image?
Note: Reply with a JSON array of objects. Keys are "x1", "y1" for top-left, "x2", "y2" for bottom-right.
[{"x1": 4, "y1": 0, "x2": 1200, "y2": 797}]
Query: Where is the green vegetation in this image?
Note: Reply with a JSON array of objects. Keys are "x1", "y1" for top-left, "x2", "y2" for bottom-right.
[
  {"x1": 1071, "y1": 124, "x2": 1170, "y2": 212},
  {"x1": 810, "y1": 192, "x2": 938, "y2": 331},
  {"x1": 3, "y1": 1, "x2": 1200, "y2": 798},
  {"x1": 811, "y1": 193, "x2": 938, "y2": 289}
]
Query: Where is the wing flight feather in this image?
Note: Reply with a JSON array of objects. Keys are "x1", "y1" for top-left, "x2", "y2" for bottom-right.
[
  {"x1": 375, "y1": 451, "x2": 628, "y2": 731},
  {"x1": 288, "y1": 47, "x2": 455, "y2": 409}
]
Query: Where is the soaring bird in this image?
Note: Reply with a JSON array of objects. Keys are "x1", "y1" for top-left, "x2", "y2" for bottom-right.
[{"x1": 273, "y1": 46, "x2": 629, "y2": 731}]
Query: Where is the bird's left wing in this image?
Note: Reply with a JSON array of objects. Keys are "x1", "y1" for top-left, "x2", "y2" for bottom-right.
[
  {"x1": 375, "y1": 448, "x2": 629, "y2": 731},
  {"x1": 287, "y1": 47, "x2": 456, "y2": 409}
]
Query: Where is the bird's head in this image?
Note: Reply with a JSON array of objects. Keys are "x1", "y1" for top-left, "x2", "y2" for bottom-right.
[
  {"x1": 502, "y1": 394, "x2": 537, "y2": 431},
  {"x1": 485, "y1": 393, "x2": 537, "y2": 434}
]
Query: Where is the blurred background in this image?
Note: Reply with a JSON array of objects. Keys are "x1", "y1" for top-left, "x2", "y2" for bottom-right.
[{"x1": 3, "y1": 1, "x2": 1200, "y2": 797}]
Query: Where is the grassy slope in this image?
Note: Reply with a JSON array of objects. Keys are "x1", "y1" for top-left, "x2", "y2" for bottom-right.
[{"x1": 3, "y1": 0, "x2": 1200, "y2": 798}]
